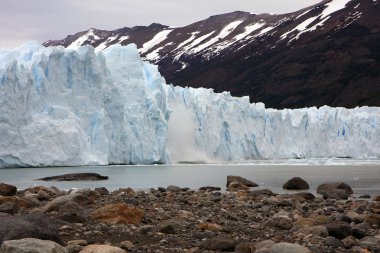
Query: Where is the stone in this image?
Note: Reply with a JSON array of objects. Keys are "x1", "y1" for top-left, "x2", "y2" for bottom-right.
[
  {"x1": 342, "y1": 236, "x2": 358, "y2": 249},
  {"x1": 0, "y1": 183, "x2": 17, "y2": 196},
  {"x1": 66, "y1": 244, "x2": 83, "y2": 253},
  {"x1": 166, "y1": 185, "x2": 181, "y2": 192},
  {"x1": 227, "y1": 181, "x2": 249, "y2": 191},
  {"x1": 58, "y1": 202, "x2": 83, "y2": 215},
  {"x1": 325, "y1": 236, "x2": 345, "y2": 248},
  {"x1": 297, "y1": 225, "x2": 329, "y2": 237},
  {"x1": 250, "y1": 189, "x2": 274, "y2": 197},
  {"x1": 0, "y1": 214, "x2": 63, "y2": 245},
  {"x1": 41, "y1": 193, "x2": 94, "y2": 213},
  {"x1": 67, "y1": 240, "x2": 88, "y2": 246},
  {"x1": 235, "y1": 243, "x2": 254, "y2": 253},
  {"x1": 37, "y1": 190, "x2": 50, "y2": 201},
  {"x1": 271, "y1": 242, "x2": 312, "y2": 253},
  {"x1": 364, "y1": 213, "x2": 380, "y2": 226},
  {"x1": 0, "y1": 201, "x2": 19, "y2": 215},
  {"x1": 94, "y1": 187, "x2": 109, "y2": 195},
  {"x1": 324, "y1": 221, "x2": 353, "y2": 239},
  {"x1": 226, "y1": 175, "x2": 258, "y2": 187},
  {"x1": 292, "y1": 192, "x2": 315, "y2": 200},
  {"x1": 255, "y1": 240, "x2": 275, "y2": 251},
  {"x1": 90, "y1": 203, "x2": 143, "y2": 225},
  {"x1": 157, "y1": 220, "x2": 181, "y2": 234},
  {"x1": 322, "y1": 189, "x2": 349, "y2": 200},
  {"x1": 79, "y1": 245, "x2": 125, "y2": 253},
  {"x1": 119, "y1": 240, "x2": 134, "y2": 250},
  {"x1": 198, "y1": 186, "x2": 221, "y2": 191},
  {"x1": 200, "y1": 237, "x2": 236, "y2": 251},
  {"x1": 317, "y1": 182, "x2": 353, "y2": 195},
  {"x1": 38, "y1": 173, "x2": 108, "y2": 181},
  {"x1": 359, "y1": 236, "x2": 380, "y2": 250},
  {"x1": 0, "y1": 196, "x2": 35, "y2": 209},
  {"x1": 373, "y1": 195, "x2": 380, "y2": 201},
  {"x1": 197, "y1": 223, "x2": 226, "y2": 232},
  {"x1": 264, "y1": 216, "x2": 293, "y2": 230},
  {"x1": 0, "y1": 238, "x2": 67, "y2": 253},
  {"x1": 283, "y1": 177, "x2": 309, "y2": 190}
]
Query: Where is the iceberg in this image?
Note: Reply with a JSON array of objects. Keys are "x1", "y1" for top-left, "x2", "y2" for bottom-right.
[{"x1": 0, "y1": 42, "x2": 379, "y2": 168}]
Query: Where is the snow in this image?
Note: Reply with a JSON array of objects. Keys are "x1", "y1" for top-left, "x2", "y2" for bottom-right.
[
  {"x1": 174, "y1": 31, "x2": 215, "y2": 60},
  {"x1": 118, "y1": 36, "x2": 129, "y2": 42},
  {"x1": 175, "y1": 32, "x2": 200, "y2": 50},
  {"x1": 233, "y1": 23, "x2": 266, "y2": 41},
  {"x1": 321, "y1": 0, "x2": 352, "y2": 19},
  {"x1": 258, "y1": 26, "x2": 275, "y2": 35},
  {"x1": 139, "y1": 29, "x2": 172, "y2": 54},
  {"x1": 67, "y1": 29, "x2": 100, "y2": 50},
  {"x1": 189, "y1": 20, "x2": 243, "y2": 53},
  {"x1": 296, "y1": 9, "x2": 312, "y2": 19},
  {"x1": 0, "y1": 42, "x2": 379, "y2": 168},
  {"x1": 280, "y1": 16, "x2": 318, "y2": 39}
]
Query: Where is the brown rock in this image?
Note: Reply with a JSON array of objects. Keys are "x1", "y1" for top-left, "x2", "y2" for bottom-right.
[
  {"x1": 226, "y1": 175, "x2": 258, "y2": 187},
  {"x1": 41, "y1": 193, "x2": 94, "y2": 213},
  {"x1": 235, "y1": 243, "x2": 255, "y2": 253},
  {"x1": 264, "y1": 216, "x2": 293, "y2": 230},
  {"x1": 227, "y1": 181, "x2": 249, "y2": 192},
  {"x1": 79, "y1": 244, "x2": 126, "y2": 253},
  {"x1": 373, "y1": 195, "x2": 380, "y2": 201},
  {"x1": 317, "y1": 182, "x2": 353, "y2": 195},
  {"x1": 0, "y1": 183, "x2": 17, "y2": 196},
  {"x1": 0, "y1": 196, "x2": 35, "y2": 209},
  {"x1": 197, "y1": 223, "x2": 226, "y2": 232},
  {"x1": 200, "y1": 237, "x2": 236, "y2": 251},
  {"x1": 90, "y1": 203, "x2": 143, "y2": 225},
  {"x1": 363, "y1": 213, "x2": 380, "y2": 226},
  {"x1": 283, "y1": 177, "x2": 309, "y2": 190},
  {"x1": 324, "y1": 221, "x2": 353, "y2": 239}
]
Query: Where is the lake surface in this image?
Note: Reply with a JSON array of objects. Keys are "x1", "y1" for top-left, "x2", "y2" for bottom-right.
[{"x1": 1, "y1": 159, "x2": 380, "y2": 196}]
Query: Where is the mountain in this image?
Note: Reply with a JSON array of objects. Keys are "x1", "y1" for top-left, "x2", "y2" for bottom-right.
[{"x1": 44, "y1": 0, "x2": 380, "y2": 109}]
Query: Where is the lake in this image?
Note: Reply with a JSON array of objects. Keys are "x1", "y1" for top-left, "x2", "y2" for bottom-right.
[{"x1": 1, "y1": 159, "x2": 380, "y2": 196}]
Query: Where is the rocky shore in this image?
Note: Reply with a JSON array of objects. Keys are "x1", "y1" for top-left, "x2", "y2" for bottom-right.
[{"x1": 0, "y1": 175, "x2": 379, "y2": 253}]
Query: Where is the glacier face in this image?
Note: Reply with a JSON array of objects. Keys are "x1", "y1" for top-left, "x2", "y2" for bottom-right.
[{"x1": 0, "y1": 42, "x2": 379, "y2": 168}]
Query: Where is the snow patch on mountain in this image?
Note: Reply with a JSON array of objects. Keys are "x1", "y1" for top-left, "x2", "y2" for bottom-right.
[{"x1": 139, "y1": 29, "x2": 173, "y2": 54}]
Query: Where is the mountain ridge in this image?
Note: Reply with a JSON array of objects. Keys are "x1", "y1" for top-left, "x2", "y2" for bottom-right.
[{"x1": 44, "y1": 0, "x2": 380, "y2": 109}]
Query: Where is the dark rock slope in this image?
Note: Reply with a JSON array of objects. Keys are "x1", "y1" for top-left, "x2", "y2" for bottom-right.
[{"x1": 44, "y1": 0, "x2": 380, "y2": 109}]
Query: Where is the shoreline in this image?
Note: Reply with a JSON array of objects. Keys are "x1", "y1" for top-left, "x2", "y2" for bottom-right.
[{"x1": 1, "y1": 177, "x2": 380, "y2": 253}]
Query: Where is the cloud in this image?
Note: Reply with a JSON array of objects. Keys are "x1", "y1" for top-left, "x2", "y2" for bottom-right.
[{"x1": 0, "y1": 0, "x2": 321, "y2": 47}]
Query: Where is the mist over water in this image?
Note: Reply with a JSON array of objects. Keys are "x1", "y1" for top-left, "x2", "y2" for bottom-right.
[{"x1": 166, "y1": 102, "x2": 211, "y2": 163}]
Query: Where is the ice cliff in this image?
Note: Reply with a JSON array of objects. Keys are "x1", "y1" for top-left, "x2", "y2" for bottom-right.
[{"x1": 0, "y1": 42, "x2": 379, "y2": 168}]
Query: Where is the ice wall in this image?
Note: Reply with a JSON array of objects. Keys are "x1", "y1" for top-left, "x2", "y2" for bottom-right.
[{"x1": 0, "y1": 42, "x2": 379, "y2": 168}]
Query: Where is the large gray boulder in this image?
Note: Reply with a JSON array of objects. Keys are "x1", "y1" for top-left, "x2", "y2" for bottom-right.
[
  {"x1": 0, "y1": 214, "x2": 63, "y2": 245},
  {"x1": 0, "y1": 238, "x2": 67, "y2": 253},
  {"x1": 271, "y1": 242, "x2": 312, "y2": 253}
]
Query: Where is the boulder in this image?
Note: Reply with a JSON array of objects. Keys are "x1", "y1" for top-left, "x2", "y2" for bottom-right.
[
  {"x1": 226, "y1": 175, "x2": 258, "y2": 187},
  {"x1": 200, "y1": 237, "x2": 236, "y2": 251},
  {"x1": 0, "y1": 196, "x2": 35, "y2": 209},
  {"x1": 197, "y1": 223, "x2": 226, "y2": 232},
  {"x1": 38, "y1": 173, "x2": 108, "y2": 181},
  {"x1": 157, "y1": 220, "x2": 181, "y2": 234},
  {"x1": 296, "y1": 225, "x2": 329, "y2": 237},
  {"x1": 41, "y1": 193, "x2": 93, "y2": 213},
  {"x1": 317, "y1": 182, "x2": 353, "y2": 195},
  {"x1": 373, "y1": 195, "x2": 380, "y2": 201},
  {"x1": 255, "y1": 240, "x2": 275, "y2": 251},
  {"x1": 0, "y1": 214, "x2": 63, "y2": 245},
  {"x1": 271, "y1": 242, "x2": 312, "y2": 253},
  {"x1": 199, "y1": 186, "x2": 221, "y2": 191},
  {"x1": 0, "y1": 183, "x2": 17, "y2": 196},
  {"x1": 227, "y1": 181, "x2": 249, "y2": 191},
  {"x1": 250, "y1": 189, "x2": 274, "y2": 197},
  {"x1": 166, "y1": 185, "x2": 181, "y2": 192},
  {"x1": 325, "y1": 237, "x2": 345, "y2": 248},
  {"x1": 283, "y1": 177, "x2": 309, "y2": 190},
  {"x1": 89, "y1": 203, "x2": 143, "y2": 225},
  {"x1": 291, "y1": 192, "x2": 315, "y2": 200},
  {"x1": 364, "y1": 213, "x2": 380, "y2": 226},
  {"x1": 79, "y1": 244, "x2": 125, "y2": 253},
  {"x1": 0, "y1": 201, "x2": 19, "y2": 215},
  {"x1": 94, "y1": 187, "x2": 109, "y2": 195},
  {"x1": 322, "y1": 189, "x2": 349, "y2": 200},
  {"x1": 0, "y1": 238, "x2": 67, "y2": 253},
  {"x1": 324, "y1": 221, "x2": 352, "y2": 239},
  {"x1": 264, "y1": 217, "x2": 293, "y2": 230}
]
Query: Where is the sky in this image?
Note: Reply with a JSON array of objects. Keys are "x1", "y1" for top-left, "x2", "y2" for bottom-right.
[{"x1": 0, "y1": 0, "x2": 321, "y2": 47}]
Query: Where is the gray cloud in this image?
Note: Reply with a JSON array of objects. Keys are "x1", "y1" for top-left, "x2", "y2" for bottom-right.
[{"x1": 0, "y1": 0, "x2": 321, "y2": 47}]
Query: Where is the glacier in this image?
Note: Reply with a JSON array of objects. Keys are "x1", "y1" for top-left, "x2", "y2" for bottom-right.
[{"x1": 0, "y1": 42, "x2": 379, "y2": 168}]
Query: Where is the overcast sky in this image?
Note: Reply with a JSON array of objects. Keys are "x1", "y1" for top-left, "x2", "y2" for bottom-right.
[{"x1": 0, "y1": 0, "x2": 321, "y2": 47}]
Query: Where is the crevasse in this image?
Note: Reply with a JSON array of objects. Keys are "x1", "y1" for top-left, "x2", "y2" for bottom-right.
[{"x1": 0, "y1": 42, "x2": 379, "y2": 168}]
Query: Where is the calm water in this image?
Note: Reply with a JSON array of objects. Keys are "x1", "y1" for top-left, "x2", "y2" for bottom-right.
[{"x1": 1, "y1": 159, "x2": 380, "y2": 196}]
